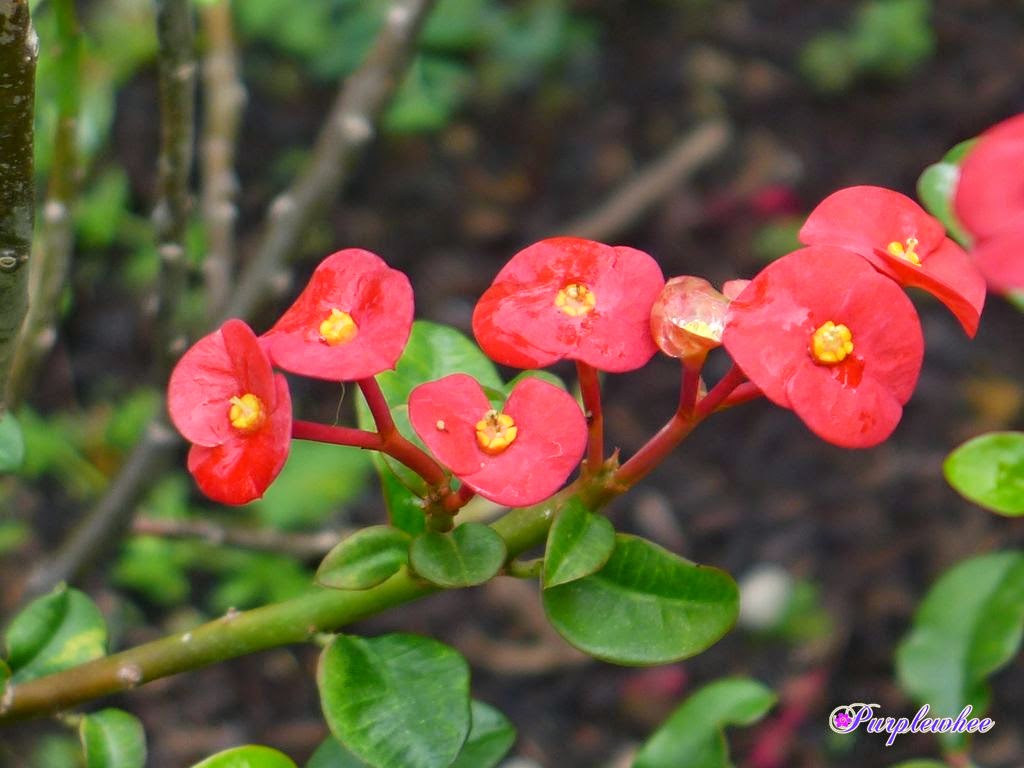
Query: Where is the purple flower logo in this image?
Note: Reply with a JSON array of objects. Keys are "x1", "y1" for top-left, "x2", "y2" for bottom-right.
[{"x1": 833, "y1": 712, "x2": 852, "y2": 730}]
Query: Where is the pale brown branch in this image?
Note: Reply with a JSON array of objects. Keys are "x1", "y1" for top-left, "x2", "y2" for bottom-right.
[{"x1": 132, "y1": 516, "x2": 347, "y2": 559}]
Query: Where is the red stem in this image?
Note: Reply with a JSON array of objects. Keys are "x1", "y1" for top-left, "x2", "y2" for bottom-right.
[
  {"x1": 613, "y1": 364, "x2": 746, "y2": 489},
  {"x1": 718, "y1": 381, "x2": 762, "y2": 410},
  {"x1": 358, "y1": 377, "x2": 397, "y2": 437},
  {"x1": 576, "y1": 361, "x2": 604, "y2": 475},
  {"x1": 292, "y1": 420, "x2": 382, "y2": 450}
]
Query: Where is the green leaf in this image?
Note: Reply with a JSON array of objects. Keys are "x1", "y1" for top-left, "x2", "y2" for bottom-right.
[
  {"x1": 318, "y1": 633, "x2": 471, "y2": 768},
  {"x1": 896, "y1": 551, "x2": 1024, "y2": 749},
  {"x1": 917, "y1": 139, "x2": 976, "y2": 247},
  {"x1": 944, "y1": 432, "x2": 1024, "y2": 516},
  {"x1": 0, "y1": 412, "x2": 25, "y2": 472},
  {"x1": 307, "y1": 701, "x2": 513, "y2": 768},
  {"x1": 192, "y1": 745, "x2": 298, "y2": 768},
  {"x1": 409, "y1": 523, "x2": 507, "y2": 588},
  {"x1": 543, "y1": 498, "x2": 615, "y2": 588},
  {"x1": 385, "y1": 56, "x2": 472, "y2": 133},
  {"x1": 543, "y1": 535, "x2": 739, "y2": 664},
  {"x1": 5, "y1": 585, "x2": 107, "y2": 682},
  {"x1": 317, "y1": 526, "x2": 411, "y2": 590},
  {"x1": 449, "y1": 701, "x2": 516, "y2": 768},
  {"x1": 634, "y1": 678, "x2": 776, "y2": 768},
  {"x1": 375, "y1": 457, "x2": 427, "y2": 535},
  {"x1": 79, "y1": 708, "x2": 147, "y2": 768}
]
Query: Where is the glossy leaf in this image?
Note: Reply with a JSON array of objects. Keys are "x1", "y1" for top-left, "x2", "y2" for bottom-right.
[
  {"x1": 0, "y1": 412, "x2": 24, "y2": 472},
  {"x1": 917, "y1": 138, "x2": 975, "y2": 247},
  {"x1": 449, "y1": 701, "x2": 516, "y2": 768},
  {"x1": 5, "y1": 585, "x2": 107, "y2": 683},
  {"x1": 306, "y1": 737, "x2": 369, "y2": 768},
  {"x1": 79, "y1": 709, "x2": 147, "y2": 768},
  {"x1": 410, "y1": 523, "x2": 507, "y2": 588},
  {"x1": 634, "y1": 678, "x2": 776, "y2": 768},
  {"x1": 944, "y1": 432, "x2": 1024, "y2": 516},
  {"x1": 896, "y1": 551, "x2": 1024, "y2": 749},
  {"x1": 543, "y1": 498, "x2": 615, "y2": 588},
  {"x1": 543, "y1": 535, "x2": 739, "y2": 664},
  {"x1": 192, "y1": 745, "x2": 298, "y2": 768},
  {"x1": 317, "y1": 526, "x2": 411, "y2": 590},
  {"x1": 375, "y1": 457, "x2": 427, "y2": 535},
  {"x1": 318, "y1": 633, "x2": 471, "y2": 768}
]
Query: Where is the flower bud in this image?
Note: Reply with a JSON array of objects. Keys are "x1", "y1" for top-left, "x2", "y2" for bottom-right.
[{"x1": 650, "y1": 276, "x2": 730, "y2": 365}]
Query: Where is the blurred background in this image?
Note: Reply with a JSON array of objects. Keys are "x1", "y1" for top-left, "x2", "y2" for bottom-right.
[{"x1": 3, "y1": 0, "x2": 1024, "y2": 765}]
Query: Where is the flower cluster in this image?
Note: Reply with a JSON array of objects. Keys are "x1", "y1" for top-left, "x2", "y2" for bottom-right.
[{"x1": 954, "y1": 114, "x2": 1024, "y2": 295}]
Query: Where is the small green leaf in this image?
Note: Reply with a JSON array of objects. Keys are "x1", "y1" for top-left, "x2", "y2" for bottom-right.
[
  {"x1": 375, "y1": 458, "x2": 427, "y2": 535},
  {"x1": 0, "y1": 412, "x2": 25, "y2": 472},
  {"x1": 543, "y1": 535, "x2": 739, "y2": 664},
  {"x1": 192, "y1": 745, "x2": 298, "y2": 768},
  {"x1": 318, "y1": 633, "x2": 471, "y2": 768},
  {"x1": 543, "y1": 498, "x2": 615, "y2": 588},
  {"x1": 306, "y1": 737, "x2": 369, "y2": 767},
  {"x1": 449, "y1": 701, "x2": 516, "y2": 768},
  {"x1": 317, "y1": 526, "x2": 411, "y2": 590},
  {"x1": 634, "y1": 678, "x2": 776, "y2": 768},
  {"x1": 409, "y1": 523, "x2": 507, "y2": 588},
  {"x1": 944, "y1": 432, "x2": 1024, "y2": 516},
  {"x1": 896, "y1": 551, "x2": 1024, "y2": 749},
  {"x1": 5, "y1": 585, "x2": 107, "y2": 682},
  {"x1": 79, "y1": 709, "x2": 147, "y2": 768}
]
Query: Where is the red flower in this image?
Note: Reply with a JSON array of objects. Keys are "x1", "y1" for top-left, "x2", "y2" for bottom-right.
[
  {"x1": 408, "y1": 373, "x2": 587, "y2": 506},
  {"x1": 799, "y1": 186, "x2": 985, "y2": 337},
  {"x1": 472, "y1": 237, "x2": 665, "y2": 372},
  {"x1": 722, "y1": 247, "x2": 924, "y2": 448},
  {"x1": 955, "y1": 113, "x2": 1024, "y2": 241},
  {"x1": 168, "y1": 319, "x2": 292, "y2": 504},
  {"x1": 970, "y1": 227, "x2": 1024, "y2": 295},
  {"x1": 261, "y1": 249, "x2": 414, "y2": 381}
]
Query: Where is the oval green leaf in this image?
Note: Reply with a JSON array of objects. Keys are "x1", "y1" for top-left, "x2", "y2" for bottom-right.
[
  {"x1": 5, "y1": 584, "x2": 107, "y2": 683},
  {"x1": 543, "y1": 535, "x2": 739, "y2": 664},
  {"x1": 316, "y1": 526, "x2": 410, "y2": 590},
  {"x1": 306, "y1": 737, "x2": 369, "y2": 767},
  {"x1": 0, "y1": 412, "x2": 24, "y2": 472},
  {"x1": 944, "y1": 432, "x2": 1024, "y2": 516},
  {"x1": 896, "y1": 551, "x2": 1024, "y2": 749},
  {"x1": 192, "y1": 745, "x2": 298, "y2": 768},
  {"x1": 80, "y1": 709, "x2": 147, "y2": 768},
  {"x1": 410, "y1": 523, "x2": 507, "y2": 588},
  {"x1": 318, "y1": 633, "x2": 471, "y2": 768},
  {"x1": 449, "y1": 700, "x2": 516, "y2": 768},
  {"x1": 634, "y1": 678, "x2": 776, "y2": 768},
  {"x1": 543, "y1": 498, "x2": 615, "y2": 588}
]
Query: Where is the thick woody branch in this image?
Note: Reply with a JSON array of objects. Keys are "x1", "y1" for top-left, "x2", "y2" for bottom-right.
[
  {"x1": 153, "y1": 0, "x2": 197, "y2": 372},
  {"x1": 0, "y1": 0, "x2": 37, "y2": 413},
  {"x1": 7, "y1": 0, "x2": 80, "y2": 408},
  {"x1": 19, "y1": 0, "x2": 439, "y2": 602}
]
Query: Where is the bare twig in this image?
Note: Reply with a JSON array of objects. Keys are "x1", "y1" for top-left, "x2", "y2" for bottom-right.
[
  {"x1": 153, "y1": 0, "x2": 197, "y2": 372},
  {"x1": 132, "y1": 516, "x2": 347, "y2": 559},
  {"x1": 199, "y1": 0, "x2": 244, "y2": 320},
  {"x1": 557, "y1": 120, "x2": 731, "y2": 241},
  {"x1": 19, "y1": 0, "x2": 439, "y2": 602},
  {"x1": 7, "y1": 0, "x2": 80, "y2": 408},
  {"x1": 0, "y1": 0, "x2": 37, "y2": 413}
]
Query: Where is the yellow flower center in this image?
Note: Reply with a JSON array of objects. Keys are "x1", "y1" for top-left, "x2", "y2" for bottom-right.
[
  {"x1": 228, "y1": 393, "x2": 266, "y2": 432},
  {"x1": 554, "y1": 283, "x2": 596, "y2": 317},
  {"x1": 810, "y1": 321, "x2": 854, "y2": 365},
  {"x1": 475, "y1": 409, "x2": 518, "y2": 455},
  {"x1": 680, "y1": 318, "x2": 722, "y2": 341},
  {"x1": 886, "y1": 237, "x2": 922, "y2": 266},
  {"x1": 319, "y1": 308, "x2": 359, "y2": 346}
]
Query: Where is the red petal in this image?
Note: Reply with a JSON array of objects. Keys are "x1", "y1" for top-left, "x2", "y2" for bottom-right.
[
  {"x1": 971, "y1": 226, "x2": 1024, "y2": 294},
  {"x1": 955, "y1": 115, "x2": 1024, "y2": 240},
  {"x1": 168, "y1": 319, "x2": 275, "y2": 447},
  {"x1": 262, "y1": 249, "x2": 414, "y2": 381},
  {"x1": 786, "y1": 364, "x2": 904, "y2": 448},
  {"x1": 188, "y1": 375, "x2": 292, "y2": 504},
  {"x1": 870, "y1": 237, "x2": 985, "y2": 337},
  {"x1": 800, "y1": 186, "x2": 946, "y2": 260},
  {"x1": 408, "y1": 373, "x2": 494, "y2": 477}
]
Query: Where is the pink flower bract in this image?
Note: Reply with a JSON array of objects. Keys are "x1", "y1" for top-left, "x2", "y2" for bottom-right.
[
  {"x1": 955, "y1": 113, "x2": 1024, "y2": 241},
  {"x1": 168, "y1": 319, "x2": 292, "y2": 504},
  {"x1": 261, "y1": 249, "x2": 414, "y2": 381},
  {"x1": 472, "y1": 237, "x2": 665, "y2": 372},
  {"x1": 799, "y1": 185, "x2": 985, "y2": 337},
  {"x1": 408, "y1": 373, "x2": 587, "y2": 506},
  {"x1": 722, "y1": 247, "x2": 924, "y2": 449}
]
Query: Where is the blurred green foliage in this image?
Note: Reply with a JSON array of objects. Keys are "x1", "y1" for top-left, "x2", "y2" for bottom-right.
[{"x1": 799, "y1": 0, "x2": 934, "y2": 93}]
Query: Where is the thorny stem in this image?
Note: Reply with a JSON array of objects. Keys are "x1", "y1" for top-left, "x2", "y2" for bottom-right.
[
  {"x1": 0, "y1": 0, "x2": 37, "y2": 413},
  {"x1": 153, "y1": 0, "x2": 197, "y2": 373},
  {"x1": 576, "y1": 361, "x2": 604, "y2": 476},
  {"x1": 7, "y1": 0, "x2": 79, "y2": 408}
]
